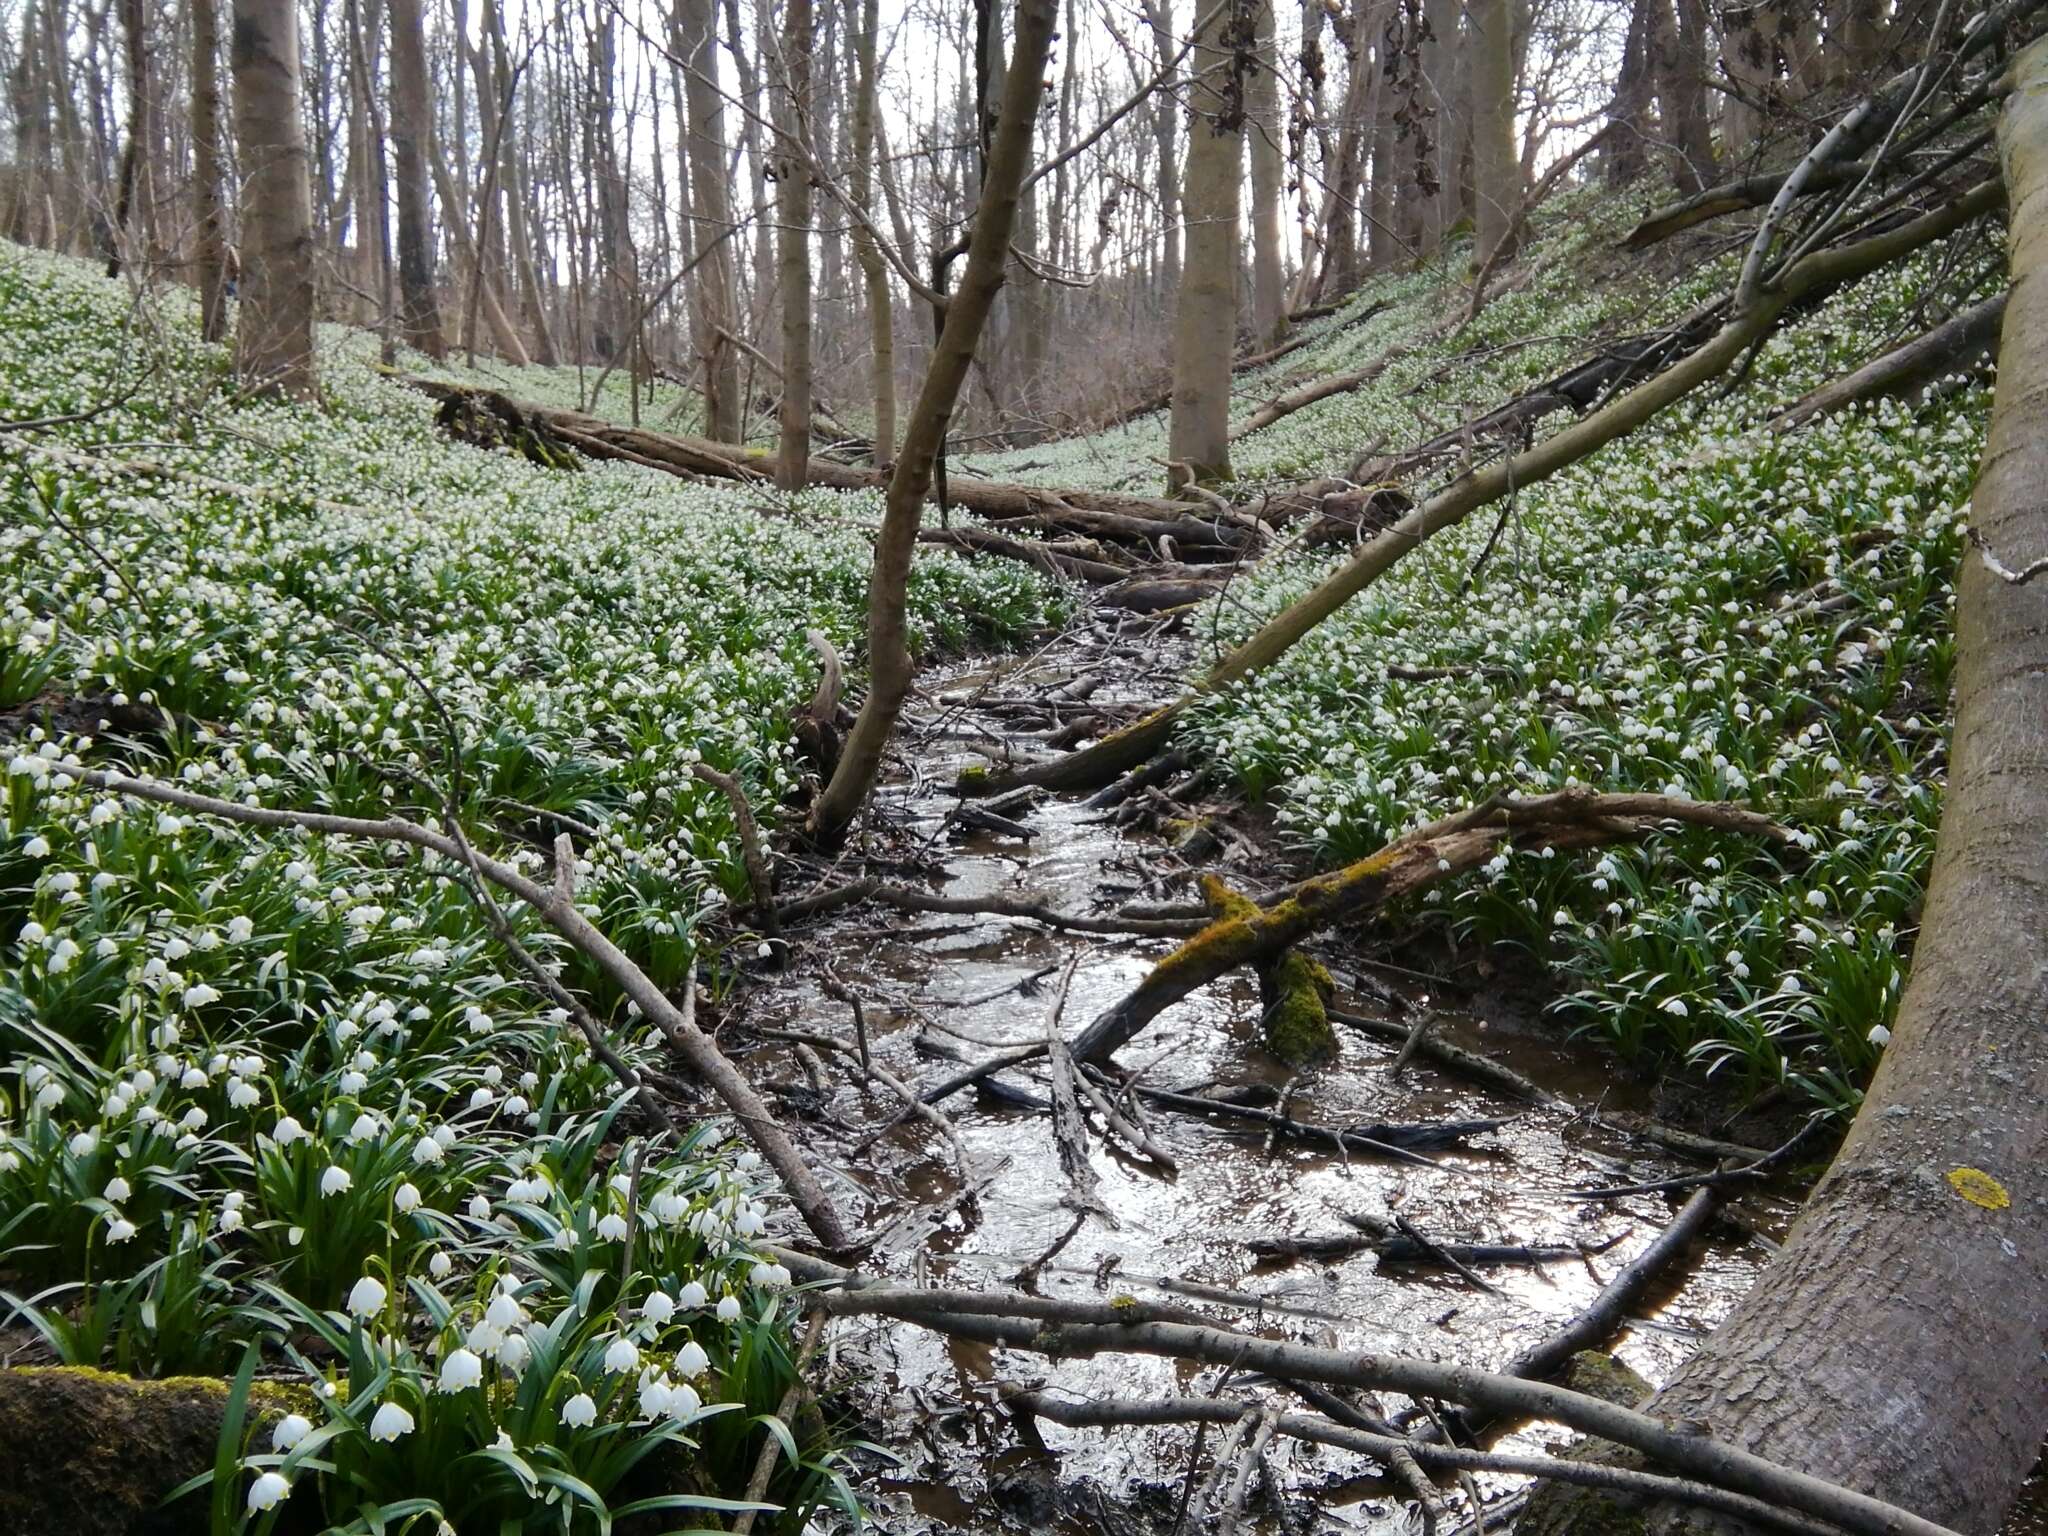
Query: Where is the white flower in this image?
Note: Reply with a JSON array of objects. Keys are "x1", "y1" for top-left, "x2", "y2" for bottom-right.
[
  {"x1": 271, "y1": 1413, "x2": 313, "y2": 1451},
  {"x1": 1659, "y1": 997, "x2": 1690, "y2": 1018},
  {"x1": 496, "y1": 1331, "x2": 530, "y2": 1372},
  {"x1": 437, "y1": 1348, "x2": 484, "y2": 1393},
  {"x1": 674, "y1": 1339, "x2": 709, "y2": 1377},
  {"x1": 1867, "y1": 1024, "x2": 1891, "y2": 1047},
  {"x1": 467, "y1": 1195, "x2": 491, "y2": 1221},
  {"x1": 320, "y1": 1165, "x2": 352, "y2": 1197},
  {"x1": 346, "y1": 1113, "x2": 380, "y2": 1144},
  {"x1": 228, "y1": 1079, "x2": 262, "y2": 1109},
  {"x1": 246, "y1": 1472, "x2": 291, "y2": 1513},
  {"x1": 346, "y1": 1275, "x2": 388, "y2": 1318},
  {"x1": 640, "y1": 1291, "x2": 676, "y2": 1326},
  {"x1": 412, "y1": 1135, "x2": 444, "y2": 1166},
  {"x1": 638, "y1": 1376, "x2": 673, "y2": 1418},
  {"x1": 272, "y1": 1115, "x2": 308, "y2": 1145},
  {"x1": 227, "y1": 915, "x2": 255, "y2": 943},
  {"x1": 106, "y1": 1216, "x2": 137, "y2": 1243},
  {"x1": 217, "y1": 1205, "x2": 244, "y2": 1234},
  {"x1": 22, "y1": 836, "x2": 50, "y2": 858},
  {"x1": 393, "y1": 1182, "x2": 421, "y2": 1214},
  {"x1": 68, "y1": 1131, "x2": 97, "y2": 1156},
  {"x1": 596, "y1": 1212, "x2": 629, "y2": 1242},
  {"x1": 716, "y1": 1294, "x2": 742, "y2": 1322},
  {"x1": 428, "y1": 1250, "x2": 453, "y2": 1279},
  {"x1": 182, "y1": 983, "x2": 221, "y2": 1009},
  {"x1": 103, "y1": 1176, "x2": 131, "y2": 1202},
  {"x1": 559, "y1": 1392, "x2": 598, "y2": 1428},
  {"x1": 485, "y1": 1291, "x2": 524, "y2": 1330},
  {"x1": 678, "y1": 1280, "x2": 708, "y2": 1309},
  {"x1": 603, "y1": 1336, "x2": 640, "y2": 1374},
  {"x1": 667, "y1": 1381, "x2": 701, "y2": 1420},
  {"x1": 369, "y1": 1400, "x2": 415, "y2": 1442}
]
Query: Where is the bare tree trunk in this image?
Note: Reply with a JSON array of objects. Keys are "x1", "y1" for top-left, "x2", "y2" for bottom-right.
[
  {"x1": 1720, "y1": 4, "x2": 1772, "y2": 165},
  {"x1": 774, "y1": 0, "x2": 814, "y2": 487},
  {"x1": 806, "y1": 0, "x2": 1059, "y2": 848},
  {"x1": 1824, "y1": 0, "x2": 1884, "y2": 84},
  {"x1": 229, "y1": 0, "x2": 319, "y2": 398},
  {"x1": 847, "y1": 0, "x2": 895, "y2": 463},
  {"x1": 1649, "y1": 0, "x2": 1714, "y2": 193},
  {"x1": 1166, "y1": 0, "x2": 1243, "y2": 488},
  {"x1": 1469, "y1": 0, "x2": 1516, "y2": 265},
  {"x1": 427, "y1": 122, "x2": 530, "y2": 365},
  {"x1": 106, "y1": 0, "x2": 154, "y2": 276},
  {"x1": 1246, "y1": 0, "x2": 1281, "y2": 328},
  {"x1": 1524, "y1": 38, "x2": 2048, "y2": 1535},
  {"x1": 1142, "y1": 0, "x2": 1181, "y2": 297},
  {"x1": 1603, "y1": 0, "x2": 1653, "y2": 186},
  {"x1": 1325, "y1": 0, "x2": 1377, "y2": 295},
  {"x1": 190, "y1": 0, "x2": 229, "y2": 340},
  {"x1": 674, "y1": 0, "x2": 742, "y2": 441},
  {"x1": 387, "y1": 0, "x2": 444, "y2": 357}
]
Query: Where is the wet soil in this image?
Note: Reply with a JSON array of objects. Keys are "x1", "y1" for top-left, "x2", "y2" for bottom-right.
[{"x1": 739, "y1": 623, "x2": 2035, "y2": 1534}]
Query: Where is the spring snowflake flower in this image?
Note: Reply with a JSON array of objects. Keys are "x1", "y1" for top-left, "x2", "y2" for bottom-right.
[
  {"x1": 369, "y1": 1400, "x2": 415, "y2": 1442},
  {"x1": 228, "y1": 1080, "x2": 261, "y2": 1109},
  {"x1": 1868, "y1": 1024, "x2": 1892, "y2": 1047},
  {"x1": 716, "y1": 1294, "x2": 742, "y2": 1322},
  {"x1": 678, "y1": 1280, "x2": 709, "y2": 1309},
  {"x1": 1659, "y1": 998, "x2": 1690, "y2": 1018},
  {"x1": 320, "y1": 1165, "x2": 352, "y2": 1197},
  {"x1": 106, "y1": 1216, "x2": 137, "y2": 1243},
  {"x1": 217, "y1": 1206, "x2": 244, "y2": 1234},
  {"x1": 412, "y1": 1135, "x2": 444, "y2": 1166},
  {"x1": 346, "y1": 1113, "x2": 380, "y2": 1144},
  {"x1": 68, "y1": 1131, "x2": 97, "y2": 1156},
  {"x1": 270, "y1": 1413, "x2": 312, "y2": 1452},
  {"x1": 182, "y1": 983, "x2": 221, "y2": 1009},
  {"x1": 272, "y1": 1115, "x2": 308, "y2": 1145},
  {"x1": 393, "y1": 1182, "x2": 421, "y2": 1214},
  {"x1": 346, "y1": 1275, "x2": 388, "y2": 1318},
  {"x1": 596, "y1": 1212, "x2": 629, "y2": 1242},
  {"x1": 227, "y1": 915, "x2": 254, "y2": 942},
  {"x1": 437, "y1": 1348, "x2": 484, "y2": 1393},
  {"x1": 103, "y1": 1176, "x2": 131, "y2": 1202},
  {"x1": 640, "y1": 1291, "x2": 676, "y2": 1326},
  {"x1": 560, "y1": 1392, "x2": 598, "y2": 1428},
  {"x1": 496, "y1": 1332, "x2": 530, "y2": 1372},
  {"x1": 428, "y1": 1251, "x2": 453, "y2": 1279},
  {"x1": 22, "y1": 836, "x2": 49, "y2": 858},
  {"x1": 667, "y1": 1381, "x2": 702, "y2": 1419},
  {"x1": 467, "y1": 1195, "x2": 491, "y2": 1221},
  {"x1": 603, "y1": 1336, "x2": 640, "y2": 1374},
  {"x1": 246, "y1": 1472, "x2": 291, "y2": 1513},
  {"x1": 637, "y1": 1376, "x2": 673, "y2": 1418},
  {"x1": 674, "y1": 1340, "x2": 709, "y2": 1377}
]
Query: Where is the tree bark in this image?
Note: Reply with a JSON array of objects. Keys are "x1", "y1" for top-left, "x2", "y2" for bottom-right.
[
  {"x1": 106, "y1": 0, "x2": 154, "y2": 277},
  {"x1": 1521, "y1": 39, "x2": 2048, "y2": 1534},
  {"x1": 229, "y1": 0, "x2": 320, "y2": 398},
  {"x1": 674, "y1": 0, "x2": 743, "y2": 442},
  {"x1": 773, "y1": 0, "x2": 815, "y2": 488},
  {"x1": 1166, "y1": 0, "x2": 1243, "y2": 488},
  {"x1": 1649, "y1": 0, "x2": 1714, "y2": 193},
  {"x1": 806, "y1": 0, "x2": 1059, "y2": 848},
  {"x1": 847, "y1": 0, "x2": 895, "y2": 463},
  {"x1": 190, "y1": 0, "x2": 230, "y2": 341},
  {"x1": 1142, "y1": 0, "x2": 1181, "y2": 298},
  {"x1": 1469, "y1": 0, "x2": 1517, "y2": 266},
  {"x1": 387, "y1": 0, "x2": 445, "y2": 358}
]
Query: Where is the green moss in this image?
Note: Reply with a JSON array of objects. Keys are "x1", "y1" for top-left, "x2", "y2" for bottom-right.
[
  {"x1": 1563, "y1": 1350, "x2": 1652, "y2": 1406},
  {"x1": 0, "y1": 1367, "x2": 317, "y2": 1536},
  {"x1": 955, "y1": 764, "x2": 991, "y2": 788},
  {"x1": 1261, "y1": 949, "x2": 1337, "y2": 1067}
]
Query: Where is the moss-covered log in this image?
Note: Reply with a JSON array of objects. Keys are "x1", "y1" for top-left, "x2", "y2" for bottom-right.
[
  {"x1": 1067, "y1": 791, "x2": 1792, "y2": 1064},
  {"x1": 0, "y1": 1367, "x2": 310, "y2": 1536},
  {"x1": 1199, "y1": 874, "x2": 1337, "y2": 1066}
]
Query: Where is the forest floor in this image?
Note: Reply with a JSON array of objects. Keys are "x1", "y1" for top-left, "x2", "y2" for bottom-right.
[{"x1": 4, "y1": 187, "x2": 2046, "y2": 1532}]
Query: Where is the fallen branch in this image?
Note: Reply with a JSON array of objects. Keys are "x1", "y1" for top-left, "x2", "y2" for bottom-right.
[
  {"x1": 1229, "y1": 346, "x2": 1409, "y2": 441},
  {"x1": 1063, "y1": 791, "x2": 1794, "y2": 1064},
  {"x1": 775, "y1": 878, "x2": 1202, "y2": 937},
  {"x1": 691, "y1": 763, "x2": 781, "y2": 950},
  {"x1": 1771, "y1": 290, "x2": 2006, "y2": 432},
  {"x1": 44, "y1": 765, "x2": 852, "y2": 1251}
]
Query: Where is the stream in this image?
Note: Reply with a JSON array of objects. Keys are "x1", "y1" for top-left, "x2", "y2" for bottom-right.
[{"x1": 745, "y1": 622, "x2": 2043, "y2": 1534}]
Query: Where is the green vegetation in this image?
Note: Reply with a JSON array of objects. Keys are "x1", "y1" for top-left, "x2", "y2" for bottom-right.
[{"x1": 0, "y1": 244, "x2": 1061, "y2": 1530}]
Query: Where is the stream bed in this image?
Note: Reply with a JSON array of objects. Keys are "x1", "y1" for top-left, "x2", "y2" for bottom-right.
[{"x1": 743, "y1": 630, "x2": 2036, "y2": 1534}]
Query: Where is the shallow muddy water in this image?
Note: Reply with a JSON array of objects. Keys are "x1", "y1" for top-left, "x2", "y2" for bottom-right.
[{"x1": 747, "y1": 634, "x2": 2031, "y2": 1534}]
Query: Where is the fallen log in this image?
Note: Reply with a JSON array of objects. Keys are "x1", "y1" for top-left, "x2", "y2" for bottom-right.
[
  {"x1": 1063, "y1": 792, "x2": 1794, "y2": 1066},
  {"x1": 1770, "y1": 289, "x2": 2005, "y2": 432},
  {"x1": 1249, "y1": 1223, "x2": 1608, "y2": 1267},
  {"x1": 1229, "y1": 346, "x2": 1409, "y2": 441}
]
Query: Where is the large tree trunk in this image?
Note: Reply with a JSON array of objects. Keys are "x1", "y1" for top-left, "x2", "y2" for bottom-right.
[
  {"x1": 674, "y1": 0, "x2": 743, "y2": 442},
  {"x1": 106, "y1": 0, "x2": 154, "y2": 277},
  {"x1": 774, "y1": 0, "x2": 814, "y2": 488},
  {"x1": 1650, "y1": 0, "x2": 1715, "y2": 194},
  {"x1": 1469, "y1": 0, "x2": 1517, "y2": 265},
  {"x1": 190, "y1": 0, "x2": 229, "y2": 341},
  {"x1": 387, "y1": 0, "x2": 445, "y2": 358},
  {"x1": 806, "y1": 0, "x2": 1059, "y2": 849},
  {"x1": 1166, "y1": 0, "x2": 1243, "y2": 488},
  {"x1": 1603, "y1": 0, "x2": 1654, "y2": 186},
  {"x1": 1720, "y1": 4, "x2": 1773, "y2": 166},
  {"x1": 229, "y1": 0, "x2": 319, "y2": 398},
  {"x1": 1142, "y1": 0, "x2": 1181, "y2": 299},
  {"x1": 1521, "y1": 37, "x2": 2048, "y2": 1535},
  {"x1": 1248, "y1": 0, "x2": 1287, "y2": 345},
  {"x1": 848, "y1": 0, "x2": 895, "y2": 464}
]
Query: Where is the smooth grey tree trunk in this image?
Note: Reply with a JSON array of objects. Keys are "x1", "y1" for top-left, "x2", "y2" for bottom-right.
[
  {"x1": 674, "y1": 0, "x2": 742, "y2": 441},
  {"x1": 774, "y1": 0, "x2": 814, "y2": 488},
  {"x1": 229, "y1": 0, "x2": 319, "y2": 398},
  {"x1": 190, "y1": 0, "x2": 229, "y2": 340},
  {"x1": 386, "y1": 0, "x2": 444, "y2": 358},
  {"x1": 1469, "y1": 0, "x2": 1517, "y2": 266},
  {"x1": 1248, "y1": 0, "x2": 1286, "y2": 345}
]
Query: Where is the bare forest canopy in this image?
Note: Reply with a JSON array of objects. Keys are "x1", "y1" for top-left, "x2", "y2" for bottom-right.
[{"x1": 2, "y1": 1, "x2": 2047, "y2": 1536}]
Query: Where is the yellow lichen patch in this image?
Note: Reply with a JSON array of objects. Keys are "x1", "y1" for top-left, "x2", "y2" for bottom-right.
[{"x1": 1947, "y1": 1166, "x2": 2011, "y2": 1209}]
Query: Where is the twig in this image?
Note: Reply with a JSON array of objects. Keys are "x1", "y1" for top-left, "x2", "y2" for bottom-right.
[{"x1": 729, "y1": 1310, "x2": 827, "y2": 1536}]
